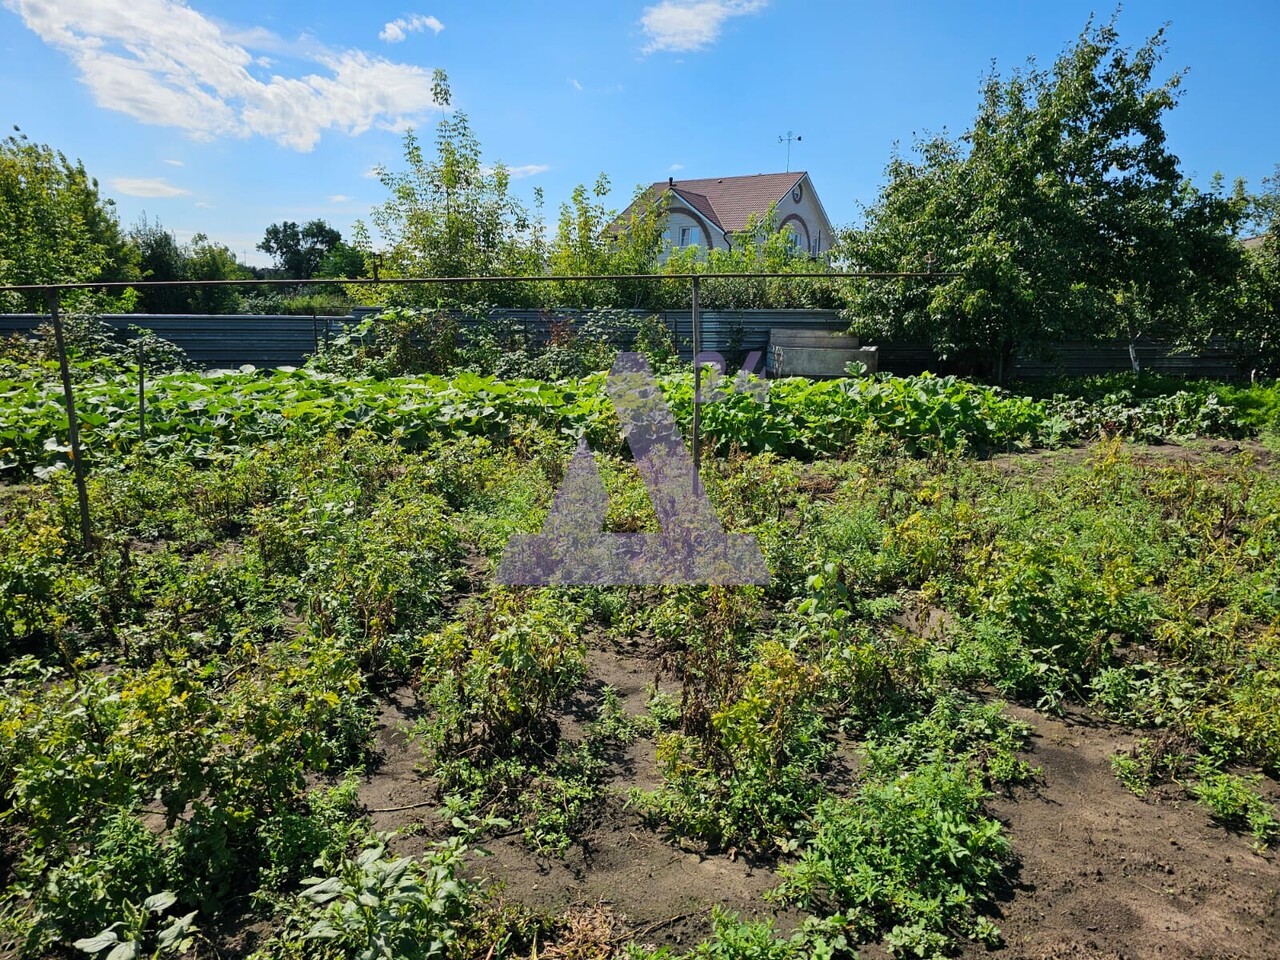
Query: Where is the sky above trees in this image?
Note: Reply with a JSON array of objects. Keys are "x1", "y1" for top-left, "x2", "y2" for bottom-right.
[{"x1": 1, "y1": 0, "x2": 1276, "y2": 266}]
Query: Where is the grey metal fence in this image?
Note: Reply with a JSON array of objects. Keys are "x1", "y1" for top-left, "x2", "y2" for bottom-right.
[
  {"x1": 0, "y1": 313, "x2": 346, "y2": 369},
  {"x1": 1, "y1": 310, "x2": 1248, "y2": 378},
  {"x1": 1, "y1": 309, "x2": 847, "y2": 369}
]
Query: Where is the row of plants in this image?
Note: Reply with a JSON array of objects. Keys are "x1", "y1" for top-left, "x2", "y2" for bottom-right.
[{"x1": 4, "y1": 354, "x2": 1271, "y2": 479}]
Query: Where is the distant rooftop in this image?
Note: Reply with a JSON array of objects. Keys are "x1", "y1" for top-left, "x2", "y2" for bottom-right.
[{"x1": 633, "y1": 171, "x2": 808, "y2": 234}]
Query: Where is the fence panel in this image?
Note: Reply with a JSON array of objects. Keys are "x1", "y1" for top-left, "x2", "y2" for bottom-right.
[{"x1": 0, "y1": 311, "x2": 1249, "y2": 379}]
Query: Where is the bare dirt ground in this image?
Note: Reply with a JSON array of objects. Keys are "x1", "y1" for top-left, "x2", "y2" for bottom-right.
[
  {"x1": 348, "y1": 440, "x2": 1280, "y2": 956},
  {"x1": 358, "y1": 656, "x2": 1280, "y2": 957},
  {"x1": 964, "y1": 704, "x2": 1280, "y2": 960}
]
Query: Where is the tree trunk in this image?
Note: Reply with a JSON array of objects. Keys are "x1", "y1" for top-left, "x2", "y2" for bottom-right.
[{"x1": 1127, "y1": 322, "x2": 1142, "y2": 375}]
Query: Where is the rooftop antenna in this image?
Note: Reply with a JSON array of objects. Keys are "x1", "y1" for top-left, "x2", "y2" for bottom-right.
[{"x1": 778, "y1": 130, "x2": 802, "y2": 173}]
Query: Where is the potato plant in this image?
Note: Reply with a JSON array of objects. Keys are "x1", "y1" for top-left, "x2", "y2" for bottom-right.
[{"x1": 1, "y1": 367, "x2": 1279, "y2": 959}]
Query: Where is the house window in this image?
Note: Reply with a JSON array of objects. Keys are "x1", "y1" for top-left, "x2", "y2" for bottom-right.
[{"x1": 679, "y1": 226, "x2": 693, "y2": 247}]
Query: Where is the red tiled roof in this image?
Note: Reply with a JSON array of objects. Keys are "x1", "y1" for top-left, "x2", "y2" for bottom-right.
[
  {"x1": 669, "y1": 172, "x2": 805, "y2": 233},
  {"x1": 620, "y1": 171, "x2": 808, "y2": 237},
  {"x1": 670, "y1": 188, "x2": 723, "y2": 231}
]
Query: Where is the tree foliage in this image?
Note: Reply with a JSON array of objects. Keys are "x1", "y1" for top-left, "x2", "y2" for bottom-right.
[
  {"x1": 663, "y1": 206, "x2": 840, "y2": 309},
  {"x1": 1228, "y1": 168, "x2": 1280, "y2": 373},
  {"x1": 0, "y1": 130, "x2": 134, "y2": 310},
  {"x1": 258, "y1": 220, "x2": 343, "y2": 280},
  {"x1": 127, "y1": 217, "x2": 253, "y2": 314},
  {"x1": 185, "y1": 233, "x2": 253, "y2": 314},
  {"x1": 129, "y1": 215, "x2": 193, "y2": 313},
  {"x1": 840, "y1": 17, "x2": 1248, "y2": 379},
  {"x1": 545, "y1": 174, "x2": 667, "y2": 308},
  {"x1": 353, "y1": 71, "x2": 542, "y2": 308},
  {"x1": 315, "y1": 242, "x2": 366, "y2": 280}
]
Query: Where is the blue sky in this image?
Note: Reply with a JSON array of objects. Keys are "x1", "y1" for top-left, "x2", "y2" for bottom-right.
[{"x1": 2, "y1": 1, "x2": 1277, "y2": 267}]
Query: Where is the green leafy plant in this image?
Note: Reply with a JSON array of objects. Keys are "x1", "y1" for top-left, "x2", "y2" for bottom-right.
[
  {"x1": 1110, "y1": 736, "x2": 1192, "y2": 797},
  {"x1": 1190, "y1": 767, "x2": 1280, "y2": 848},
  {"x1": 257, "y1": 839, "x2": 474, "y2": 960},
  {"x1": 72, "y1": 892, "x2": 197, "y2": 960},
  {"x1": 419, "y1": 590, "x2": 587, "y2": 756},
  {"x1": 773, "y1": 761, "x2": 1010, "y2": 955}
]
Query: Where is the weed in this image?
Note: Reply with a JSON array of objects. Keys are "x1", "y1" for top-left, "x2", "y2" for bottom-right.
[
  {"x1": 773, "y1": 761, "x2": 1009, "y2": 955},
  {"x1": 1110, "y1": 735, "x2": 1193, "y2": 797},
  {"x1": 1190, "y1": 767, "x2": 1280, "y2": 849}
]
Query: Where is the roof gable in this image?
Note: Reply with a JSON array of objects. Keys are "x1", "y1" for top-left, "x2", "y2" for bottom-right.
[
  {"x1": 613, "y1": 171, "x2": 834, "y2": 243},
  {"x1": 669, "y1": 188, "x2": 723, "y2": 232},
  {"x1": 660, "y1": 172, "x2": 804, "y2": 234}
]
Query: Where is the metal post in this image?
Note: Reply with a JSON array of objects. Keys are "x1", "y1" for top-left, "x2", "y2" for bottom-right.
[
  {"x1": 47, "y1": 290, "x2": 92, "y2": 552},
  {"x1": 691, "y1": 276, "x2": 702, "y2": 489},
  {"x1": 137, "y1": 336, "x2": 146, "y2": 444},
  {"x1": 312, "y1": 312, "x2": 319, "y2": 354}
]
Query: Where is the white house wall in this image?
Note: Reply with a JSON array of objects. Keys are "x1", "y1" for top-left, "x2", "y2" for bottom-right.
[
  {"x1": 770, "y1": 175, "x2": 833, "y2": 256},
  {"x1": 654, "y1": 176, "x2": 835, "y2": 262},
  {"x1": 661, "y1": 207, "x2": 726, "y2": 256}
]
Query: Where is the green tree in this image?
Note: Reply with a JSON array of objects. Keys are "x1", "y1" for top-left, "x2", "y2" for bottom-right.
[
  {"x1": 315, "y1": 241, "x2": 366, "y2": 279},
  {"x1": 258, "y1": 219, "x2": 343, "y2": 280},
  {"x1": 546, "y1": 175, "x2": 667, "y2": 308},
  {"x1": 353, "y1": 70, "x2": 542, "y2": 308},
  {"x1": 0, "y1": 129, "x2": 135, "y2": 310},
  {"x1": 185, "y1": 233, "x2": 251, "y2": 314},
  {"x1": 840, "y1": 17, "x2": 1246, "y2": 380},
  {"x1": 128, "y1": 214, "x2": 191, "y2": 313},
  {"x1": 663, "y1": 205, "x2": 838, "y2": 310},
  {"x1": 1227, "y1": 167, "x2": 1280, "y2": 373}
]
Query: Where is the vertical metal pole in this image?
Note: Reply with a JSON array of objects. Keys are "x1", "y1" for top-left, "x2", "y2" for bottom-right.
[
  {"x1": 137, "y1": 337, "x2": 146, "y2": 444},
  {"x1": 691, "y1": 276, "x2": 702, "y2": 490},
  {"x1": 312, "y1": 312, "x2": 319, "y2": 354},
  {"x1": 47, "y1": 289, "x2": 92, "y2": 552}
]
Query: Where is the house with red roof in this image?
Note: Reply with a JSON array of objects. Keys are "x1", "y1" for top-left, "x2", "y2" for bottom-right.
[{"x1": 619, "y1": 171, "x2": 836, "y2": 262}]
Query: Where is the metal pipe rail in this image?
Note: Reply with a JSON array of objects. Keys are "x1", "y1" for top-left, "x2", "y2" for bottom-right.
[{"x1": 0, "y1": 270, "x2": 957, "y2": 295}]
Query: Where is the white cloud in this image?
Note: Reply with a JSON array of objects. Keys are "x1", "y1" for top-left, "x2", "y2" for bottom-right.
[
  {"x1": 4, "y1": 0, "x2": 445, "y2": 152},
  {"x1": 163, "y1": 158, "x2": 184, "y2": 166},
  {"x1": 481, "y1": 163, "x2": 549, "y2": 180},
  {"x1": 328, "y1": 194, "x2": 351, "y2": 203},
  {"x1": 507, "y1": 164, "x2": 550, "y2": 179},
  {"x1": 669, "y1": 163, "x2": 684, "y2": 172},
  {"x1": 112, "y1": 176, "x2": 191, "y2": 197},
  {"x1": 569, "y1": 77, "x2": 583, "y2": 91},
  {"x1": 362, "y1": 165, "x2": 383, "y2": 179},
  {"x1": 379, "y1": 14, "x2": 444, "y2": 43},
  {"x1": 194, "y1": 200, "x2": 215, "y2": 208},
  {"x1": 640, "y1": 0, "x2": 767, "y2": 54}
]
